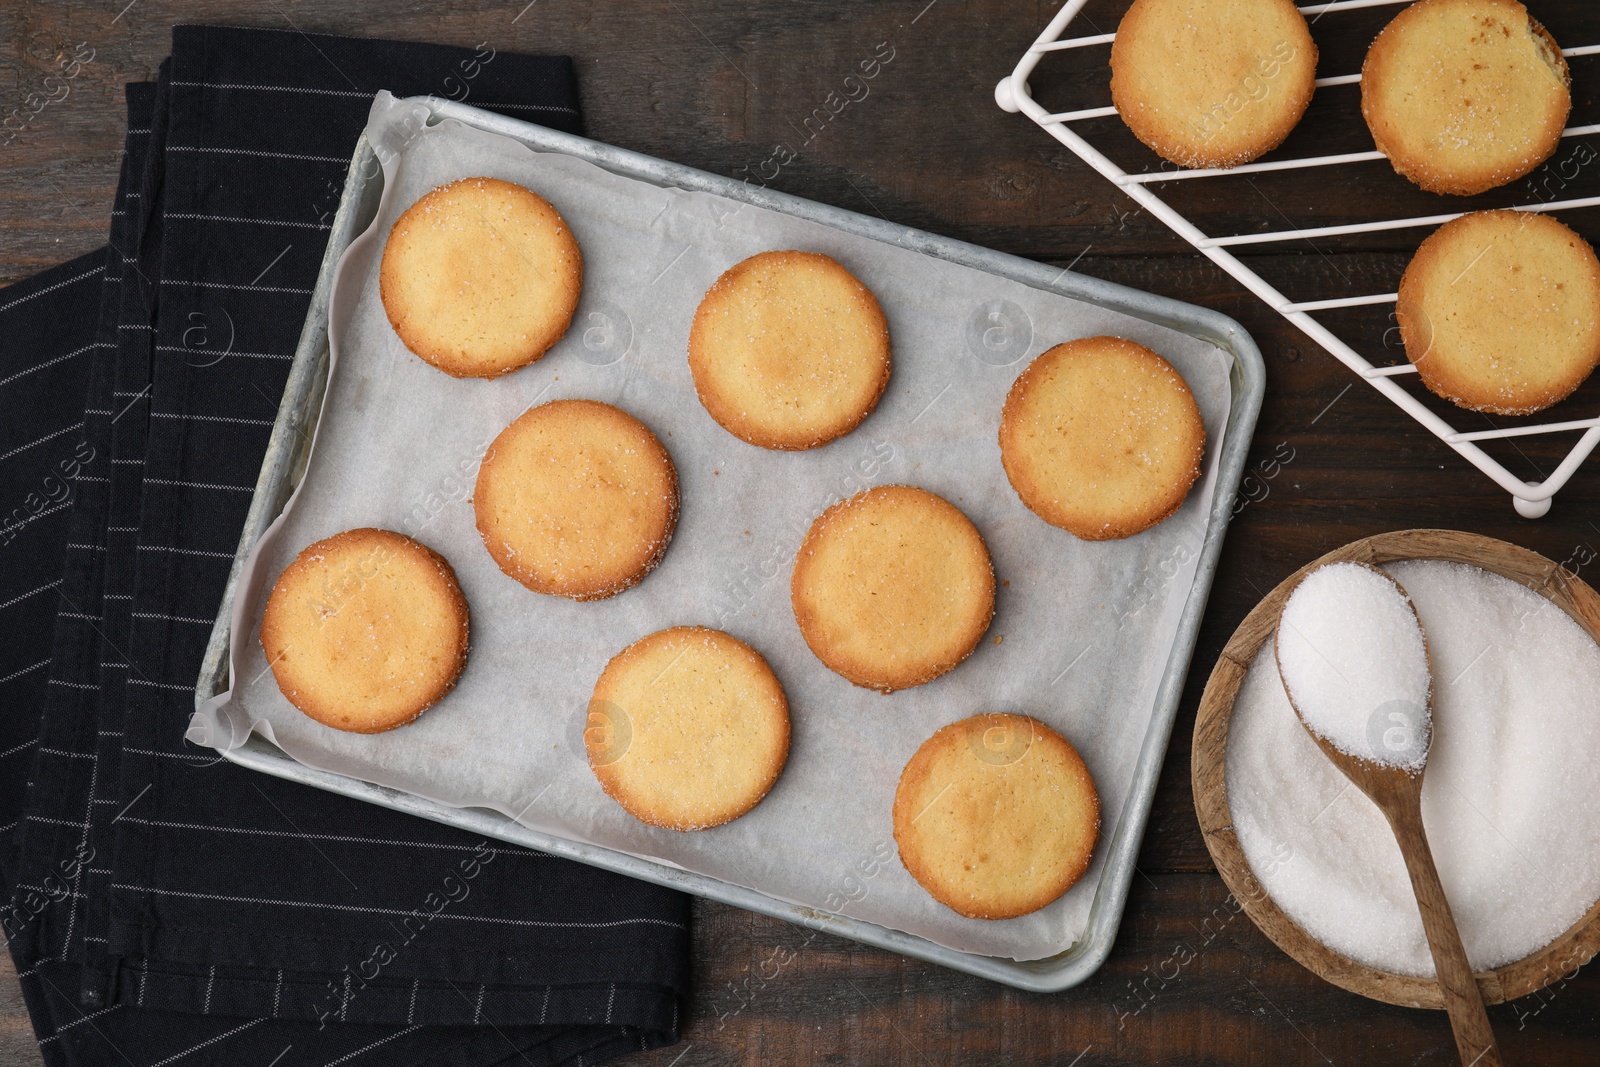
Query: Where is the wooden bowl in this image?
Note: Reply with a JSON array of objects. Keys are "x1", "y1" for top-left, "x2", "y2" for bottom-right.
[{"x1": 1193, "y1": 529, "x2": 1600, "y2": 1008}]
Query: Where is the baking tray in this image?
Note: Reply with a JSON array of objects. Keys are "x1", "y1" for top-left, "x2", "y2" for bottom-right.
[{"x1": 193, "y1": 95, "x2": 1265, "y2": 992}]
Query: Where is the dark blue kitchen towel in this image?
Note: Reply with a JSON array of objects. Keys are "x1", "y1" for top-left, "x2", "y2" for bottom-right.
[{"x1": 2, "y1": 25, "x2": 688, "y2": 1067}]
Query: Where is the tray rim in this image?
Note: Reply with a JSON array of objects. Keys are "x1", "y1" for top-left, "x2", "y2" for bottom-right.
[
  {"x1": 1192, "y1": 528, "x2": 1600, "y2": 1008},
  {"x1": 195, "y1": 94, "x2": 1267, "y2": 993}
]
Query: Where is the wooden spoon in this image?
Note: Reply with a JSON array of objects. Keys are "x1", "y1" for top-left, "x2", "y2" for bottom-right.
[{"x1": 1274, "y1": 563, "x2": 1501, "y2": 1067}]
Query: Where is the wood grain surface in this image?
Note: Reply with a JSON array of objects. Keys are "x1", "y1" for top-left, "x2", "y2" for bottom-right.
[{"x1": 3, "y1": 1, "x2": 1598, "y2": 1065}]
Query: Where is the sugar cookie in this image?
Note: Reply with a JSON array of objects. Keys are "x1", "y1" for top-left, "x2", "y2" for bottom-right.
[
  {"x1": 1110, "y1": 0, "x2": 1317, "y2": 168},
  {"x1": 587, "y1": 626, "x2": 790, "y2": 831},
  {"x1": 1398, "y1": 210, "x2": 1600, "y2": 414},
  {"x1": 689, "y1": 250, "x2": 891, "y2": 450},
  {"x1": 260, "y1": 528, "x2": 470, "y2": 734},
  {"x1": 380, "y1": 176, "x2": 582, "y2": 378},
  {"x1": 999, "y1": 336, "x2": 1204, "y2": 540},
  {"x1": 474, "y1": 399, "x2": 678, "y2": 600},
  {"x1": 893, "y1": 714, "x2": 1100, "y2": 920},
  {"x1": 791, "y1": 485, "x2": 994, "y2": 693},
  {"x1": 1361, "y1": 0, "x2": 1570, "y2": 196}
]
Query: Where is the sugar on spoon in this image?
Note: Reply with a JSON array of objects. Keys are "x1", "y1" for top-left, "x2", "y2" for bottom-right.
[{"x1": 1274, "y1": 561, "x2": 1501, "y2": 1067}]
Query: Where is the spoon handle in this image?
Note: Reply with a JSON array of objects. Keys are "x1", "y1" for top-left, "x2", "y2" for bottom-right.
[{"x1": 1386, "y1": 799, "x2": 1502, "y2": 1067}]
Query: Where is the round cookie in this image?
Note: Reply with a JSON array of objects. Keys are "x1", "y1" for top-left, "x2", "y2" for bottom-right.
[
  {"x1": 893, "y1": 714, "x2": 1100, "y2": 920},
  {"x1": 260, "y1": 528, "x2": 470, "y2": 734},
  {"x1": 587, "y1": 626, "x2": 790, "y2": 831},
  {"x1": 474, "y1": 399, "x2": 678, "y2": 601},
  {"x1": 999, "y1": 337, "x2": 1205, "y2": 541},
  {"x1": 791, "y1": 485, "x2": 994, "y2": 693},
  {"x1": 380, "y1": 176, "x2": 582, "y2": 378},
  {"x1": 688, "y1": 250, "x2": 891, "y2": 450},
  {"x1": 1398, "y1": 210, "x2": 1600, "y2": 415},
  {"x1": 1361, "y1": 0, "x2": 1571, "y2": 197},
  {"x1": 1110, "y1": 0, "x2": 1317, "y2": 169}
]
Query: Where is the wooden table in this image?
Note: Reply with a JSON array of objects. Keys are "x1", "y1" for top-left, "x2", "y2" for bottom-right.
[{"x1": 4, "y1": 1, "x2": 1598, "y2": 1063}]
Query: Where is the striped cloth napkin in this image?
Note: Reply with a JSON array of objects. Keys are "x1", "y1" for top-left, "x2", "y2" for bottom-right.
[{"x1": 0, "y1": 25, "x2": 688, "y2": 1067}]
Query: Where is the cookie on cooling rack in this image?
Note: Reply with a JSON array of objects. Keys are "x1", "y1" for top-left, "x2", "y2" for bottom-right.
[
  {"x1": 999, "y1": 336, "x2": 1205, "y2": 541},
  {"x1": 260, "y1": 528, "x2": 471, "y2": 734},
  {"x1": 1109, "y1": 0, "x2": 1318, "y2": 169},
  {"x1": 380, "y1": 176, "x2": 583, "y2": 378},
  {"x1": 587, "y1": 626, "x2": 790, "y2": 831},
  {"x1": 1362, "y1": 0, "x2": 1571, "y2": 197},
  {"x1": 474, "y1": 398, "x2": 678, "y2": 601},
  {"x1": 689, "y1": 250, "x2": 892, "y2": 450},
  {"x1": 1398, "y1": 210, "x2": 1600, "y2": 415},
  {"x1": 791, "y1": 485, "x2": 994, "y2": 693},
  {"x1": 893, "y1": 713, "x2": 1100, "y2": 920}
]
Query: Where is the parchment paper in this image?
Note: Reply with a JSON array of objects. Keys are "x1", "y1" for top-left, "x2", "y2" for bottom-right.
[{"x1": 192, "y1": 93, "x2": 1233, "y2": 961}]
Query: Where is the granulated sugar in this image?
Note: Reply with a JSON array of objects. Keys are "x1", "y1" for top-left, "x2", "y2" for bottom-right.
[
  {"x1": 1277, "y1": 562, "x2": 1432, "y2": 770},
  {"x1": 1228, "y1": 560, "x2": 1600, "y2": 976}
]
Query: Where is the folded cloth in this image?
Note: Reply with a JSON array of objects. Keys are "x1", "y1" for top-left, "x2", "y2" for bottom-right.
[
  {"x1": 2, "y1": 25, "x2": 688, "y2": 1067},
  {"x1": 0, "y1": 249, "x2": 108, "y2": 892}
]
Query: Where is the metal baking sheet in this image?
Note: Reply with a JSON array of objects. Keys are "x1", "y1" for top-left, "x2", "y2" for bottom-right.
[{"x1": 193, "y1": 95, "x2": 1265, "y2": 992}]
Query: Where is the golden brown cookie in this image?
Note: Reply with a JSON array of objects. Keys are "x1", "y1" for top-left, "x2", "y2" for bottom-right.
[
  {"x1": 379, "y1": 176, "x2": 583, "y2": 378},
  {"x1": 1361, "y1": 0, "x2": 1571, "y2": 197},
  {"x1": 999, "y1": 337, "x2": 1205, "y2": 541},
  {"x1": 1110, "y1": 0, "x2": 1317, "y2": 169},
  {"x1": 1398, "y1": 210, "x2": 1600, "y2": 415},
  {"x1": 688, "y1": 250, "x2": 891, "y2": 450},
  {"x1": 587, "y1": 626, "x2": 790, "y2": 831},
  {"x1": 259, "y1": 528, "x2": 470, "y2": 734},
  {"x1": 474, "y1": 399, "x2": 678, "y2": 601},
  {"x1": 893, "y1": 714, "x2": 1100, "y2": 920},
  {"x1": 791, "y1": 485, "x2": 994, "y2": 693}
]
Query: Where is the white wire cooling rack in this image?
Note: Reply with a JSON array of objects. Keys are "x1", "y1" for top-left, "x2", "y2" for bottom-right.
[{"x1": 996, "y1": 0, "x2": 1600, "y2": 517}]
